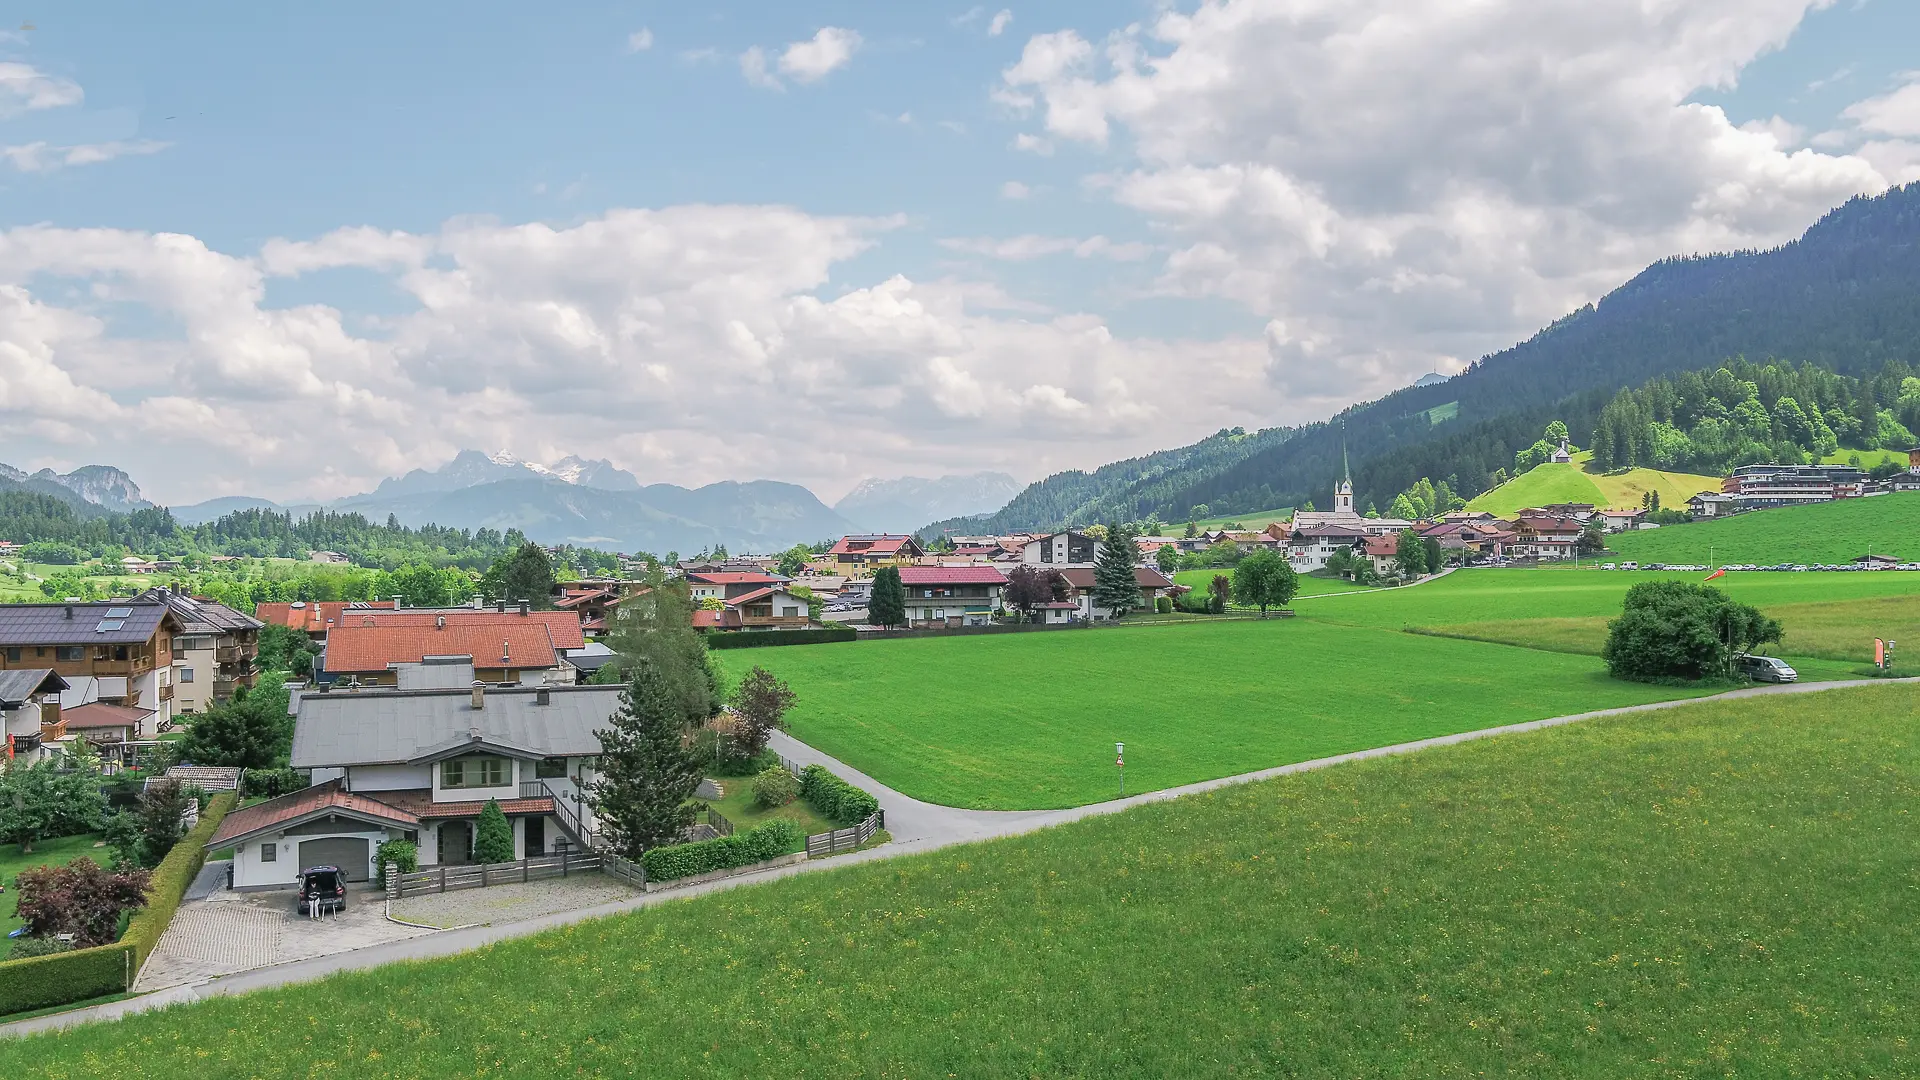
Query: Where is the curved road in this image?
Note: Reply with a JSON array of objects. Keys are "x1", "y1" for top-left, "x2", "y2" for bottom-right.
[{"x1": 5, "y1": 675, "x2": 1909, "y2": 1038}]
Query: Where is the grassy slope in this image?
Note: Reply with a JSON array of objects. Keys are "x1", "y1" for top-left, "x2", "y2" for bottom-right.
[
  {"x1": 1179, "y1": 507, "x2": 1294, "y2": 532},
  {"x1": 10, "y1": 684, "x2": 1918, "y2": 1078},
  {"x1": 1819, "y1": 448, "x2": 1905, "y2": 468},
  {"x1": 718, "y1": 618, "x2": 1714, "y2": 810},
  {"x1": 1467, "y1": 453, "x2": 1722, "y2": 517},
  {"x1": 1609, "y1": 492, "x2": 1920, "y2": 564},
  {"x1": 1, "y1": 834, "x2": 108, "y2": 959}
]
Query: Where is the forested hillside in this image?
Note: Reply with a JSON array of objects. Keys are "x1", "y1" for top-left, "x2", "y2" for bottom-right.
[{"x1": 938, "y1": 181, "x2": 1920, "y2": 532}]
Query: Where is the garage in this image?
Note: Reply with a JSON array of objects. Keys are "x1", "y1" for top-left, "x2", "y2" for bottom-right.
[{"x1": 297, "y1": 837, "x2": 371, "y2": 881}]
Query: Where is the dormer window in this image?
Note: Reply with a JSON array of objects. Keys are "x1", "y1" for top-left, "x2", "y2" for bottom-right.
[{"x1": 441, "y1": 755, "x2": 509, "y2": 789}]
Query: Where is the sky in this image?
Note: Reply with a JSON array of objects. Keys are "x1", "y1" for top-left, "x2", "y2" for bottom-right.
[{"x1": 2, "y1": 1, "x2": 1918, "y2": 507}]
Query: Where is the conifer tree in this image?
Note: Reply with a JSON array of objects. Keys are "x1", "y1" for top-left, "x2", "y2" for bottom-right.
[
  {"x1": 1091, "y1": 523, "x2": 1141, "y2": 618},
  {"x1": 589, "y1": 658, "x2": 702, "y2": 856},
  {"x1": 473, "y1": 799, "x2": 515, "y2": 863},
  {"x1": 869, "y1": 566, "x2": 907, "y2": 628}
]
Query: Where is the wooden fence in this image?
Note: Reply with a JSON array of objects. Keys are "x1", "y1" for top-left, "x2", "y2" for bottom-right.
[
  {"x1": 805, "y1": 810, "x2": 885, "y2": 858},
  {"x1": 388, "y1": 851, "x2": 605, "y2": 899}
]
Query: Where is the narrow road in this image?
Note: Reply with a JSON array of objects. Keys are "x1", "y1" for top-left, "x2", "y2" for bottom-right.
[{"x1": 6, "y1": 674, "x2": 1909, "y2": 1039}]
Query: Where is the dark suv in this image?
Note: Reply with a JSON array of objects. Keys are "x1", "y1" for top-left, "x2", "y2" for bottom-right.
[{"x1": 297, "y1": 866, "x2": 348, "y2": 914}]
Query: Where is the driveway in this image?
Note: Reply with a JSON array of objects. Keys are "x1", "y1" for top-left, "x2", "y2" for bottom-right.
[{"x1": 133, "y1": 881, "x2": 437, "y2": 993}]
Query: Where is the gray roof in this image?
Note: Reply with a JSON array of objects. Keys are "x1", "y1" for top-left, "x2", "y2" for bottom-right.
[
  {"x1": 139, "y1": 588, "x2": 262, "y2": 635},
  {"x1": 290, "y1": 684, "x2": 625, "y2": 768},
  {"x1": 0, "y1": 601, "x2": 174, "y2": 647},
  {"x1": 0, "y1": 668, "x2": 68, "y2": 708}
]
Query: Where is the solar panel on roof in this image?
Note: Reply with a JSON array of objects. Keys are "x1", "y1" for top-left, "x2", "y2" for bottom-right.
[{"x1": 96, "y1": 619, "x2": 126, "y2": 632}]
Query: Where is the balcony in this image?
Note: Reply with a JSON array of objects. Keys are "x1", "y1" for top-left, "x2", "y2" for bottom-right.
[
  {"x1": 158, "y1": 683, "x2": 174, "y2": 702},
  {"x1": 39, "y1": 717, "x2": 67, "y2": 741}
]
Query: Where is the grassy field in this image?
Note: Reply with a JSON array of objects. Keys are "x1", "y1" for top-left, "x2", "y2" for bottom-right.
[
  {"x1": 1467, "y1": 453, "x2": 1721, "y2": 516},
  {"x1": 1819, "y1": 447, "x2": 1906, "y2": 468},
  {"x1": 1609, "y1": 492, "x2": 1920, "y2": 564},
  {"x1": 717, "y1": 618, "x2": 1719, "y2": 809},
  {"x1": 9, "y1": 684, "x2": 1918, "y2": 1077},
  {"x1": 1, "y1": 834, "x2": 108, "y2": 959},
  {"x1": 1171, "y1": 567, "x2": 1372, "y2": 597},
  {"x1": 1178, "y1": 506, "x2": 1294, "y2": 533}
]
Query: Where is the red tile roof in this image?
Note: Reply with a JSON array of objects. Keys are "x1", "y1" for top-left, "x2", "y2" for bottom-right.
[
  {"x1": 827, "y1": 534, "x2": 921, "y2": 557},
  {"x1": 1056, "y1": 567, "x2": 1174, "y2": 590},
  {"x1": 1361, "y1": 536, "x2": 1398, "y2": 556},
  {"x1": 898, "y1": 566, "x2": 1008, "y2": 585},
  {"x1": 691, "y1": 608, "x2": 742, "y2": 629},
  {"x1": 61, "y1": 701, "x2": 153, "y2": 730},
  {"x1": 685, "y1": 572, "x2": 781, "y2": 586},
  {"x1": 255, "y1": 600, "x2": 397, "y2": 633},
  {"x1": 324, "y1": 622, "x2": 560, "y2": 673},
  {"x1": 355, "y1": 610, "x2": 586, "y2": 650},
  {"x1": 205, "y1": 779, "x2": 420, "y2": 848}
]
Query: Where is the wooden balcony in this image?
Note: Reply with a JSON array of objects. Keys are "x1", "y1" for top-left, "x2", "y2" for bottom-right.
[
  {"x1": 39, "y1": 717, "x2": 67, "y2": 741},
  {"x1": 158, "y1": 683, "x2": 174, "y2": 702}
]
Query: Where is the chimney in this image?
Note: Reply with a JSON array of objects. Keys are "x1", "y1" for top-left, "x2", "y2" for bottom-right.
[
  {"x1": 502, "y1": 640, "x2": 511, "y2": 663},
  {"x1": 435, "y1": 615, "x2": 447, "y2": 630},
  {"x1": 64, "y1": 605, "x2": 74, "y2": 619},
  {"x1": 471, "y1": 681, "x2": 485, "y2": 710},
  {"x1": 495, "y1": 599, "x2": 506, "y2": 614},
  {"x1": 518, "y1": 599, "x2": 530, "y2": 617},
  {"x1": 535, "y1": 687, "x2": 550, "y2": 706},
  {"x1": 394, "y1": 594, "x2": 404, "y2": 610}
]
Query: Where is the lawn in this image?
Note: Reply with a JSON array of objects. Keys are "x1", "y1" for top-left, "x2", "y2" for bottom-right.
[
  {"x1": 9, "y1": 684, "x2": 1918, "y2": 1077},
  {"x1": 699, "y1": 782, "x2": 837, "y2": 837},
  {"x1": 1609, "y1": 491, "x2": 1920, "y2": 564},
  {"x1": 716, "y1": 618, "x2": 1718, "y2": 809},
  {"x1": 1, "y1": 833, "x2": 109, "y2": 960},
  {"x1": 1178, "y1": 506, "x2": 1293, "y2": 533},
  {"x1": 1172, "y1": 567, "x2": 1372, "y2": 597}
]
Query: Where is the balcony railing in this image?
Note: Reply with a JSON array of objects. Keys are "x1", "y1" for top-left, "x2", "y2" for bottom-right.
[
  {"x1": 39, "y1": 718, "x2": 66, "y2": 741},
  {"x1": 216, "y1": 646, "x2": 242, "y2": 663},
  {"x1": 158, "y1": 683, "x2": 174, "y2": 701}
]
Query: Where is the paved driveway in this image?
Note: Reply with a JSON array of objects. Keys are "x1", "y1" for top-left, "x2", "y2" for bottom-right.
[{"x1": 134, "y1": 883, "x2": 437, "y2": 992}]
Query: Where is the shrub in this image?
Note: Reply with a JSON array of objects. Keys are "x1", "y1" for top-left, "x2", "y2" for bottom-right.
[
  {"x1": 799, "y1": 765, "x2": 880, "y2": 826},
  {"x1": 473, "y1": 800, "x2": 515, "y2": 864},
  {"x1": 0, "y1": 943, "x2": 132, "y2": 1016},
  {"x1": 1602, "y1": 580, "x2": 1782, "y2": 682},
  {"x1": 639, "y1": 821, "x2": 806, "y2": 882},
  {"x1": 123, "y1": 791, "x2": 234, "y2": 971},
  {"x1": 240, "y1": 767, "x2": 309, "y2": 800},
  {"x1": 1155, "y1": 596, "x2": 1173, "y2": 614},
  {"x1": 5, "y1": 935, "x2": 74, "y2": 959},
  {"x1": 750, "y1": 765, "x2": 799, "y2": 809},
  {"x1": 702, "y1": 627, "x2": 858, "y2": 649},
  {"x1": 13, "y1": 858, "x2": 152, "y2": 947},
  {"x1": 375, "y1": 839, "x2": 419, "y2": 887}
]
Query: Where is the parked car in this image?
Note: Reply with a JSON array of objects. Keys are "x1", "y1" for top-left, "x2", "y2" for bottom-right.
[
  {"x1": 1736, "y1": 654, "x2": 1798, "y2": 684},
  {"x1": 297, "y1": 865, "x2": 349, "y2": 914}
]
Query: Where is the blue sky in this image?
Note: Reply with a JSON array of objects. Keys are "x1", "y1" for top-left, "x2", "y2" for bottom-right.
[{"x1": 2, "y1": 2, "x2": 1917, "y2": 504}]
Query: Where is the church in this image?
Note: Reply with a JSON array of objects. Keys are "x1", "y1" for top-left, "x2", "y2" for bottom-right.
[{"x1": 1291, "y1": 475, "x2": 1413, "y2": 536}]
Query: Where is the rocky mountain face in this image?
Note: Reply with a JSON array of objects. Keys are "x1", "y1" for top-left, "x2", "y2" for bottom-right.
[
  {"x1": 370, "y1": 450, "x2": 642, "y2": 498},
  {"x1": 0, "y1": 462, "x2": 152, "y2": 513}
]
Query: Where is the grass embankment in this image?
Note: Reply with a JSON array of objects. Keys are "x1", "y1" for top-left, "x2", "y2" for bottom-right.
[
  {"x1": 0, "y1": 834, "x2": 107, "y2": 960},
  {"x1": 1609, "y1": 491, "x2": 1920, "y2": 565},
  {"x1": 1467, "y1": 453, "x2": 1720, "y2": 517},
  {"x1": 8, "y1": 684, "x2": 1917, "y2": 1076},
  {"x1": 717, "y1": 618, "x2": 1715, "y2": 809}
]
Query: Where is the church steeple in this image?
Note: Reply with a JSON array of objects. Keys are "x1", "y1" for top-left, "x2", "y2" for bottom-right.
[{"x1": 1334, "y1": 424, "x2": 1354, "y2": 515}]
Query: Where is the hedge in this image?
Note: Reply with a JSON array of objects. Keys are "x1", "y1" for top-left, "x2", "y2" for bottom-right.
[
  {"x1": 0, "y1": 792, "x2": 233, "y2": 1017},
  {"x1": 799, "y1": 765, "x2": 880, "y2": 826},
  {"x1": 0, "y1": 943, "x2": 132, "y2": 1016},
  {"x1": 639, "y1": 820, "x2": 804, "y2": 882},
  {"x1": 123, "y1": 790, "x2": 237, "y2": 971},
  {"x1": 702, "y1": 627, "x2": 858, "y2": 649}
]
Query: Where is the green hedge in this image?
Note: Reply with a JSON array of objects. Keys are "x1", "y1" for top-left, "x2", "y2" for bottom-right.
[
  {"x1": 799, "y1": 765, "x2": 880, "y2": 826},
  {"x1": 702, "y1": 627, "x2": 858, "y2": 649},
  {"x1": 123, "y1": 791, "x2": 236, "y2": 971},
  {"x1": 639, "y1": 821, "x2": 804, "y2": 882},
  {"x1": 0, "y1": 943, "x2": 132, "y2": 1016}
]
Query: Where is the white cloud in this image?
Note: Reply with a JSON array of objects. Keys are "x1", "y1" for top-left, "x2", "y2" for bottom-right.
[
  {"x1": 0, "y1": 207, "x2": 1282, "y2": 504},
  {"x1": 999, "y1": 180, "x2": 1032, "y2": 199},
  {"x1": 626, "y1": 28, "x2": 654, "y2": 53},
  {"x1": 1011, "y1": 132, "x2": 1052, "y2": 155},
  {"x1": 739, "y1": 46, "x2": 782, "y2": 91},
  {"x1": 988, "y1": 10, "x2": 1014, "y2": 37},
  {"x1": 1842, "y1": 74, "x2": 1920, "y2": 138},
  {"x1": 940, "y1": 234, "x2": 1152, "y2": 261},
  {"x1": 779, "y1": 27, "x2": 862, "y2": 83},
  {"x1": 1, "y1": 139, "x2": 169, "y2": 173},
  {"x1": 0, "y1": 61, "x2": 81, "y2": 117},
  {"x1": 997, "y1": 0, "x2": 1898, "y2": 395}
]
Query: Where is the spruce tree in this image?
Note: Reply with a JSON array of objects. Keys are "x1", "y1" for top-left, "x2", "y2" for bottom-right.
[
  {"x1": 589, "y1": 658, "x2": 702, "y2": 856},
  {"x1": 1090, "y1": 523, "x2": 1141, "y2": 618},
  {"x1": 473, "y1": 799, "x2": 515, "y2": 863},
  {"x1": 869, "y1": 566, "x2": 906, "y2": 628}
]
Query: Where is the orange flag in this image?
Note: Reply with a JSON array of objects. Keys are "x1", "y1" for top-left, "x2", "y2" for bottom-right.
[{"x1": 1704, "y1": 568, "x2": 1725, "y2": 582}]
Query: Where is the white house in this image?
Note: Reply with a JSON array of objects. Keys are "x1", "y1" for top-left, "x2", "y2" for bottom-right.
[
  {"x1": 1287, "y1": 525, "x2": 1370, "y2": 571},
  {"x1": 208, "y1": 678, "x2": 621, "y2": 890},
  {"x1": 898, "y1": 566, "x2": 1006, "y2": 627},
  {"x1": 0, "y1": 668, "x2": 68, "y2": 764},
  {"x1": 1019, "y1": 531, "x2": 1103, "y2": 568}
]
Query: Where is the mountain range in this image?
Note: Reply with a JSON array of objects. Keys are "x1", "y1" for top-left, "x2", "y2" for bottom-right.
[
  {"x1": 0, "y1": 463, "x2": 151, "y2": 516},
  {"x1": 926, "y1": 180, "x2": 1920, "y2": 536},
  {"x1": 832, "y1": 473, "x2": 1022, "y2": 534}
]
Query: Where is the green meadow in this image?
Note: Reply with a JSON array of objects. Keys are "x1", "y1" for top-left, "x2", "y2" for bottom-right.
[
  {"x1": 718, "y1": 615, "x2": 1717, "y2": 809},
  {"x1": 1608, "y1": 491, "x2": 1920, "y2": 564},
  {"x1": 1171, "y1": 567, "x2": 1370, "y2": 597},
  {"x1": 9, "y1": 684, "x2": 1916, "y2": 1077}
]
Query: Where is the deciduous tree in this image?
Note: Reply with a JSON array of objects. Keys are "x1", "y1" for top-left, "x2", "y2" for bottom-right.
[
  {"x1": 730, "y1": 666, "x2": 797, "y2": 760},
  {"x1": 1603, "y1": 581, "x2": 1782, "y2": 682},
  {"x1": 1230, "y1": 550, "x2": 1299, "y2": 617},
  {"x1": 13, "y1": 858, "x2": 150, "y2": 947},
  {"x1": 0, "y1": 760, "x2": 106, "y2": 855}
]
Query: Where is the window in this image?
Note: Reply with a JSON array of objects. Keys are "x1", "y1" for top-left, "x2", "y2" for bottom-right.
[
  {"x1": 180, "y1": 668, "x2": 195, "y2": 683},
  {"x1": 54, "y1": 646, "x2": 83, "y2": 662},
  {"x1": 441, "y1": 756, "x2": 510, "y2": 789},
  {"x1": 260, "y1": 842, "x2": 277, "y2": 863},
  {"x1": 535, "y1": 757, "x2": 567, "y2": 779},
  {"x1": 3, "y1": 647, "x2": 18, "y2": 663}
]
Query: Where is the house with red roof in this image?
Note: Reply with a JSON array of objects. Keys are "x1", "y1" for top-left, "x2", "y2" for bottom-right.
[
  {"x1": 254, "y1": 599, "x2": 399, "y2": 638},
  {"x1": 898, "y1": 566, "x2": 1007, "y2": 627},
  {"x1": 320, "y1": 619, "x2": 568, "y2": 686},
  {"x1": 1054, "y1": 566, "x2": 1176, "y2": 620},
  {"x1": 684, "y1": 571, "x2": 787, "y2": 602},
  {"x1": 826, "y1": 534, "x2": 925, "y2": 574}
]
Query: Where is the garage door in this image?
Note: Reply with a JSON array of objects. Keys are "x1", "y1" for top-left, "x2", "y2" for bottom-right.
[{"x1": 297, "y1": 837, "x2": 371, "y2": 881}]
